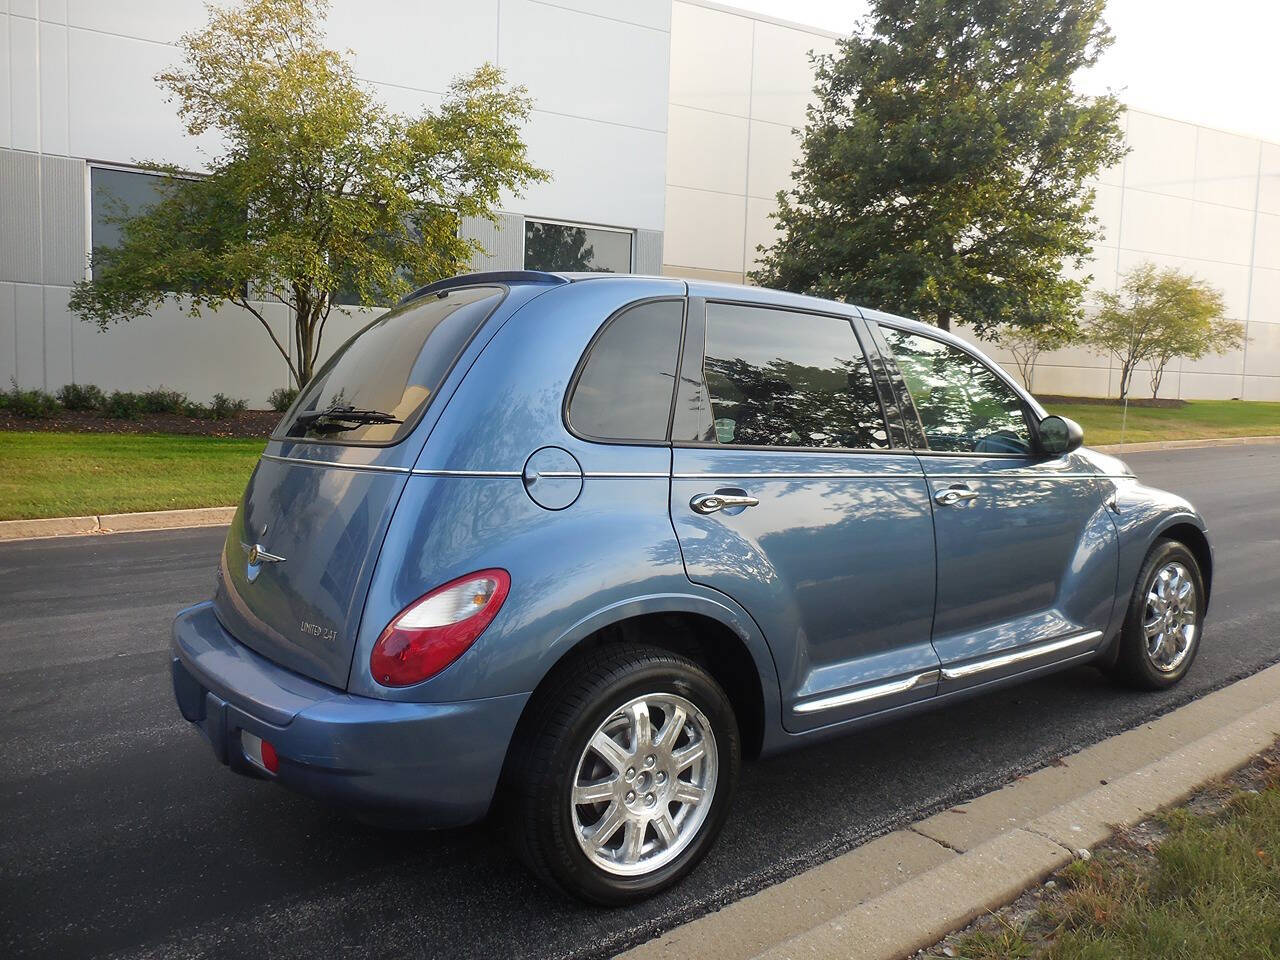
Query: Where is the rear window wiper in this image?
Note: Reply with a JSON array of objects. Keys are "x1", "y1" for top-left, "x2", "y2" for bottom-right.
[{"x1": 293, "y1": 405, "x2": 403, "y2": 432}]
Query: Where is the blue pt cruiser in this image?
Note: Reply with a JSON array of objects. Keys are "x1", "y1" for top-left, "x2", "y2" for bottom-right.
[{"x1": 172, "y1": 272, "x2": 1211, "y2": 903}]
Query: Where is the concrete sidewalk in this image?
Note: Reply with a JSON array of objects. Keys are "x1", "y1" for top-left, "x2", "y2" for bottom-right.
[
  {"x1": 0, "y1": 506, "x2": 235, "y2": 541},
  {"x1": 622, "y1": 661, "x2": 1280, "y2": 960}
]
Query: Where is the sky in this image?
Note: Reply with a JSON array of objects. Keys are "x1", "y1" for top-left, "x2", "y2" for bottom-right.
[{"x1": 733, "y1": 0, "x2": 1280, "y2": 143}]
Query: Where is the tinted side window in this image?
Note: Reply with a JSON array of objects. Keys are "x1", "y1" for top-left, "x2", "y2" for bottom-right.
[
  {"x1": 702, "y1": 304, "x2": 889, "y2": 450},
  {"x1": 880, "y1": 327, "x2": 1032, "y2": 455},
  {"x1": 569, "y1": 300, "x2": 684, "y2": 441}
]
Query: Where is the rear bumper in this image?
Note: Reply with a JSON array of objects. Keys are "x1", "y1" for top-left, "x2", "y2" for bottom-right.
[{"x1": 171, "y1": 601, "x2": 528, "y2": 828}]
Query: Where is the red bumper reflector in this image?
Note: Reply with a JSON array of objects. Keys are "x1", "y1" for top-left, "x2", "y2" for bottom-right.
[{"x1": 260, "y1": 738, "x2": 279, "y2": 774}]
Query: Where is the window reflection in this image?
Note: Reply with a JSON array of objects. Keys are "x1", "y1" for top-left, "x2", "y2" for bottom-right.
[
  {"x1": 524, "y1": 220, "x2": 632, "y2": 273},
  {"x1": 703, "y1": 304, "x2": 889, "y2": 450},
  {"x1": 569, "y1": 300, "x2": 683, "y2": 441},
  {"x1": 880, "y1": 328, "x2": 1032, "y2": 455}
]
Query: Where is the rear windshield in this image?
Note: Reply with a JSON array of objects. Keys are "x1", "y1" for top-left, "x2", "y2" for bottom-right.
[{"x1": 276, "y1": 285, "x2": 503, "y2": 445}]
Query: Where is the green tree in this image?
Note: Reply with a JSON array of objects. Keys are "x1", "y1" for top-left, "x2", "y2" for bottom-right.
[
  {"x1": 752, "y1": 0, "x2": 1126, "y2": 336},
  {"x1": 70, "y1": 0, "x2": 547, "y2": 388},
  {"x1": 1087, "y1": 263, "x2": 1241, "y2": 400},
  {"x1": 992, "y1": 317, "x2": 1079, "y2": 391}
]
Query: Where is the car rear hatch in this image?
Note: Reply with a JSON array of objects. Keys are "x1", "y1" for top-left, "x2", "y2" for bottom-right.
[{"x1": 212, "y1": 284, "x2": 508, "y2": 689}]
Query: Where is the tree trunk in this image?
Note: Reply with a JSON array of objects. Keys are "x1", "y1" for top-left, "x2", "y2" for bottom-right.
[
  {"x1": 936, "y1": 308, "x2": 951, "y2": 332},
  {"x1": 1117, "y1": 359, "x2": 1133, "y2": 401}
]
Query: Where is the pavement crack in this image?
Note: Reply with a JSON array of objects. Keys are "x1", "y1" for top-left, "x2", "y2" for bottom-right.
[
  {"x1": 908, "y1": 827, "x2": 962, "y2": 855},
  {"x1": 1023, "y1": 824, "x2": 1077, "y2": 855}
]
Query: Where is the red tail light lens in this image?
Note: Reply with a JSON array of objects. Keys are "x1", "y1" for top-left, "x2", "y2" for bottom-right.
[{"x1": 370, "y1": 569, "x2": 510, "y2": 687}]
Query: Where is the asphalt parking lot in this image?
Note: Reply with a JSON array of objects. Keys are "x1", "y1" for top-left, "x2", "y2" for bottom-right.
[{"x1": 2, "y1": 443, "x2": 1278, "y2": 960}]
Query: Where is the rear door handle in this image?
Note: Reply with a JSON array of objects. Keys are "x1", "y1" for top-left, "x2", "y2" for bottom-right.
[
  {"x1": 934, "y1": 484, "x2": 979, "y2": 506},
  {"x1": 690, "y1": 492, "x2": 760, "y2": 514}
]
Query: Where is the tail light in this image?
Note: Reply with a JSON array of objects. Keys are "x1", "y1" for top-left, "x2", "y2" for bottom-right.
[{"x1": 370, "y1": 569, "x2": 510, "y2": 687}]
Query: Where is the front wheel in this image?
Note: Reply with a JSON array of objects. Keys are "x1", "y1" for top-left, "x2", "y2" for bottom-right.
[
  {"x1": 503, "y1": 644, "x2": 740, "y2": 904},
  {"x1": 1113, "y1": 539, "x2": 1206, "y2": 689}
]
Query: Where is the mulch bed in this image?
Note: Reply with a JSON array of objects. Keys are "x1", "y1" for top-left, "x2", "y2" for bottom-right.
[
  {"x1": 0, "y1": 409, "x2": 278, "y2": 438},
  {"x1": 1036, "y1": 394, "x2": 1188, "y2": 409}
]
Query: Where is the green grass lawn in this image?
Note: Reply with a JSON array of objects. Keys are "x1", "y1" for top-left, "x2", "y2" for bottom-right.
[
  {"x1": 3, "y1": 397, "x2": 1280, "y2": 521},
  {"x1": 1045, "y1": 399, "x2": 1280, "y2": 446},
  {"x1": 941, "y1": 748, "x2": 1280, "y2": 960},
  {"x1": 0, "y1": 431, "x2": 264, "y2": 521}
]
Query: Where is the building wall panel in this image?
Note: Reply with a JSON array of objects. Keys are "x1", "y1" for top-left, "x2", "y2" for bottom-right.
[
  {"x1": 0, "y1": 14, "x2": 11, "y2": 151},
  {"x1": 462, "y1": 213, "x2": 524, "y2": 272},
  {"x1": 499, "y1": 0, "x2": 670, "y2": 133},
  {"x1": 40, "y1": 153, "x2": 84, "y2": 284},
  {"x1": 69, "y1": 293, "x2": 293, "y2": 403},
  {"x1": 1, "y1": 148, "x2": 42, "y2": 283},
  {"x1": 663, "y1": 184, "x2": 745, "y2": 275},
  {"x1": 1193, "y1": 126, "x2": 1260, "y2": 210},
  {"x1": 323, "y1": 0, "x2": 497, "y2": 95},
  {"x1": 9, "y1": 14, "x2": 40, "y2": 152},
  {"x1": 42, "y1": 282, "x2": 72, "y2": 387},
  {"x1": 38, "y1": 20, "x2": 69, "y2": 156},
  {"x1": 515, "y1": 111, "x2": 666, "y2": 231},
  {"x1": 634, "y1": 228, "x2": 663, "y2": 275},
  {"x1": 666, "y1": 104, "x2": 748, "y2": 195},
  {"x1": 668, "y1": 2, "x2": 753, "y2": 116},
  {"x1": 1251, "y1": 267, "x2": 1280, "y2": 324},
  {"x1": 13, "y1": 282, "x2": 44, "y2": 388},
  {"x1": 0, "y1": 283, "x2": 16, "y2": 384}
]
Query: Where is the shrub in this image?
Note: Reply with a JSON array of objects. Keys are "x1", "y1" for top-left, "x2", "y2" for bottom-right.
[
  {"x1": 56, "y1": 382, "x2": 107, "y2": 411},
  {"x1": 268, "y1": 386, "x2": 299, "y2": 412},
  {"x1": 2, "y1": 379, "x2": 60, "y2": 418},
  {"x1": 102, "y1": 390, "x2": 145, "y2": 420},
  {"x1": 180, "y1": 394, "x2": 249, "y2": 419},
  {"x1": 210, "y1": 393, "x2": 248, "y2": 419},
  {"x1": 139, "y1": 388, "x2": 189, "y2": 414}
]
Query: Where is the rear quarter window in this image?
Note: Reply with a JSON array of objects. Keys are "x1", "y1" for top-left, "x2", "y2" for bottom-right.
[
  {"x1": 277, "y1": 286, "x2": 503, "y2": 445},
  {"x1": 567, "y1": 299, "x2": 685, "y2": 442}
]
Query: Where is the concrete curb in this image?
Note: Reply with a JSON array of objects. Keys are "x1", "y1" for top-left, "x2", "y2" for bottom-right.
[
  {"x1": 0, "y1": 506, "x2": 236, "y2": 542},
  {"x1": 1092, "y1": 434, "x2": 1280, "y2": 453},
  {"x1": 622, "y1": 661, "x2": 1280, "y2": 960}
]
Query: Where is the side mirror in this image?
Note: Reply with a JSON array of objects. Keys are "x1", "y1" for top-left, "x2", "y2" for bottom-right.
[{"x1": 1038, "y1": 415, "x2": 1084, "y2": 456}]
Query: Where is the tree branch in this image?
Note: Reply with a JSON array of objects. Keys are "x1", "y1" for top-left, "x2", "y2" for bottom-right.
[{"x1": 232, "y1": 294, "x2": 299, "y2": 386}]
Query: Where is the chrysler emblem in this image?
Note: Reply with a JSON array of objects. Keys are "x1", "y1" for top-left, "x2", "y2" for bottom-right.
[
  {"x1": 242, "y1": 541, "x2": 286, "y2": 581},
  {"x1": 247, "y1": 543, "x2": 286, "y2": 565}
]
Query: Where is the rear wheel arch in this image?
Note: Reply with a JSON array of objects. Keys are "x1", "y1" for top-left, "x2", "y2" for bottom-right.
[{"x1": 504, "y1": 610, "x2": 770, "y2": 777}]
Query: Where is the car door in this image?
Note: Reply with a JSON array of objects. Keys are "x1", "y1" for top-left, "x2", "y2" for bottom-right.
[
  {"x1": 873, "y1": 323, "x2": 1118, "y2": 692},
  {"x1": 669, "y1": 296, "x2": 939, "y2": 732}
]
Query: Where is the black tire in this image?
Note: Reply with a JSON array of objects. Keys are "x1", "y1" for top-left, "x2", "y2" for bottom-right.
[
  {"x1": 1113, "y1": 539, "x2": 1206, "y2": 690},
  {"x1": 502, "y1": 643, "x2": 740, "y2": 905}
]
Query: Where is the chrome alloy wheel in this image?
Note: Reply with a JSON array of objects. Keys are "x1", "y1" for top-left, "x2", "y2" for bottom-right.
[
  {"x1": 571, "y1": 693, "x2": 718, "y2": 877},
  {"x1": 1144, "y1": 561, "x2": 1198, "y2": 672}
]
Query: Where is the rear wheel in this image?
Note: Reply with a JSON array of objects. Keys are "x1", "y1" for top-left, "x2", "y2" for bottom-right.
[
  {"x1": 1114, "y1": 539, "x2": 1205, "y2": 689},
  {"x1": 504, "y1": 644, "x2": 740, "y2": 904}
]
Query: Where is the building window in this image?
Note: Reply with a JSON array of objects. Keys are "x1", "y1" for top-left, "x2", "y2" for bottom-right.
[
  {"x1": 524, "y1": 219, "x2": 632, "y2": 273},
  {"x1": 89, "y1": 167, "x2": 169, "y2": 281}
]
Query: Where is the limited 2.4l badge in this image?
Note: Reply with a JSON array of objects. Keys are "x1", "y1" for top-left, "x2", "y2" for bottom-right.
[{"x1": 300, "y1": 620, "x2": 338, "y2": 645}]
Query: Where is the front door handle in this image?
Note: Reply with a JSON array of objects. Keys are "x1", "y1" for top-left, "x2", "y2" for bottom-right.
[
  {"x1": 935, "y1": 484, "x2": 979, "y2": 506},
  {"x1": 690, "y1": 492, "x2": 760, "y2": 515}
]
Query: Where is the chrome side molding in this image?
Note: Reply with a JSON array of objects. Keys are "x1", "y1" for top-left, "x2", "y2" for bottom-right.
[
  {"x1": 793, "y1": 628, "x2": 1105, "y2": 716},
  {"x1": 940, "y1": 629, "x2": 1103, "y2": 681},
  {"x1": 794, "y1": 669, "x2": 940, "y2": 715}
]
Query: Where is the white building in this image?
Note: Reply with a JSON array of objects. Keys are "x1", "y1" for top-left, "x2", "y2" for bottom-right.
[{"x1": 2, "y1": 0, "x2": 1278, "y2": 404}]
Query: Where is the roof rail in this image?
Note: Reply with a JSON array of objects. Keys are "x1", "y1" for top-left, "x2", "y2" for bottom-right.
[{"x1": 398, "y1": 270, "x2": 569, "y2": 306}]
